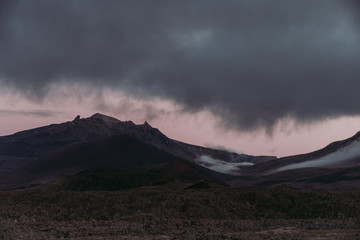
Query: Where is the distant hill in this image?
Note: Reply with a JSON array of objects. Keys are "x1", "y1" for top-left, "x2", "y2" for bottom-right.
[{"x1": 228, "y1": 131, "x2": 360, "y2": 191}]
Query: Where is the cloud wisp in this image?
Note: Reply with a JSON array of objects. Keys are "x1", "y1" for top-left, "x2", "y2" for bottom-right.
[
  {"x1": 276, "y1": 140, "x2": 360, "y2": 172},
  {"x1": 195, "y1": 155, "x2": 253, "y2": 175}
]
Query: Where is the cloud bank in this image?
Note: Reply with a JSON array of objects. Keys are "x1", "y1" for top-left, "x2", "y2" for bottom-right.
[{"x1": 1, "y1": 0, "x2": 360, "y2": 131}]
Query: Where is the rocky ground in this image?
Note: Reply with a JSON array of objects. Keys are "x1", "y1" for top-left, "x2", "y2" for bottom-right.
[
  {"x1": 1, "y1": 184, "x2": 360, "y2": 239},
  {"x1": 1, "y1": 217, "x2": 360, "y2": 239}
]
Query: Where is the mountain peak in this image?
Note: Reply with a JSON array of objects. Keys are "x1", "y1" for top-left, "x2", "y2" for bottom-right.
[
  {"x1": 143, "y1": 121, "x2": 152, "y2": 128},
  {"x1": 89, "y1": 113, "x2": 120, "y2": 124},
  {"x1": 73, "y1": 115, "x2": 81, "y2": 121}
]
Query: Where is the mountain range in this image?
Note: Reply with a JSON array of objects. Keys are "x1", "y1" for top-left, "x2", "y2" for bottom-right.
[{"x1": 1, "y1": 113, "x2": 360, "y2": 191}]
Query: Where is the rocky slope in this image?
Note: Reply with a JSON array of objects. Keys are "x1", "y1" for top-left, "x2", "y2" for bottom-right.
[{"x1": 0, "y1": 113, "x2": 274, "y2": 178}]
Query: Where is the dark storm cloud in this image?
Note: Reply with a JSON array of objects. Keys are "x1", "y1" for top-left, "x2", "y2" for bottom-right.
[{"x1": 1, "y1": 0, "x2": 360, "y2": 131}]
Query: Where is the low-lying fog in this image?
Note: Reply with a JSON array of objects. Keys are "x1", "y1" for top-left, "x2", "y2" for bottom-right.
[{"x1": 195, "y1": 155, "x2": 253, "y2": 175}]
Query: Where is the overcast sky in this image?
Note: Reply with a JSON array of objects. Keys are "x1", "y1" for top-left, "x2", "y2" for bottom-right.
[{"x1": 1, "y1": 0, "x2": 360, "y2": 156}]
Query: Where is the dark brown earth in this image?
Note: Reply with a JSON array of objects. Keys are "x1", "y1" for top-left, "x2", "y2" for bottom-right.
[{"x1": 1, "y1": 183, "x2": 360, "y2": 239}]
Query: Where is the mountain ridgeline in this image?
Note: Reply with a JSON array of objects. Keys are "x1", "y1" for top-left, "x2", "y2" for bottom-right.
[
  {"x1": 0, "y1": 113, "x2": 271, "y2": 189},
  {"x1": 1, "y1": 113, "x2": 360, "y2": 191}
]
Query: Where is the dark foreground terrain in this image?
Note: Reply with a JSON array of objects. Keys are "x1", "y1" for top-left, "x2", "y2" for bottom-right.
[{"x1": 1, "y1": 183, "x2": 360, "y2": 240}]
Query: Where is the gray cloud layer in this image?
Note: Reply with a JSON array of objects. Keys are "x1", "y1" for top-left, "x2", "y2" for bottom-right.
[
  {"x1": 0, "y1": 110, "x2": 55, "y2": 117},
  {"x1": 1, "y1": 0, "x2": 360, "y2": 131}
]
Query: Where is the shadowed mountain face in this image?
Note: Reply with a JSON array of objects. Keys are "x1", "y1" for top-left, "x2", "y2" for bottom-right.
[
  {"x1": 0, "y1": 113, "x2": 274, "y2": 177},
  {"x1": 0, "y1": 134, "x2": 225, "y2": 189}
]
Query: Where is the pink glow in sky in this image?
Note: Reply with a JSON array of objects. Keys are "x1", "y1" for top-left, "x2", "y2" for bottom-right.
[{"x1": 1, "y1": 85, "x2": 359, "y2": 158}]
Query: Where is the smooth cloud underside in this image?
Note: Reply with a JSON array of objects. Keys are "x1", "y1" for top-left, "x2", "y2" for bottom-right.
[{"x1": 1, "y1": 0, "x2": 360, "y2": 132}]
